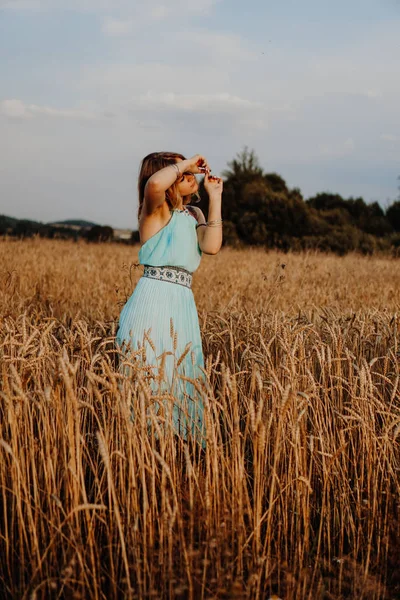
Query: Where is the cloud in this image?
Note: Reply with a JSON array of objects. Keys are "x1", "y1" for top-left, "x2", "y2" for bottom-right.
[
  {"x1": 132, "y1": 91, "x2": 263, "y2": 113},
  {"x1": 0, "y1": 0, "x2": 128, "y2": 11},
  {"x1": 101, "y1": 17, "x2": 135, "y2": 37},
  {"x1": 0, "y1": 99, "x2": 99, "y2": 121},
  {"x1": 319, "y1": 137, "x2": 355, "y2": 158},
  {"x1": 1, "y1": 0, "x2": 218, "y2": 16},
  {"x1": 364, "y1": 90, "x2": 383, "y2": 99},
  {"x1": 381, "y1": 133, "x2": 398, "y2": 141},
  {"x1": 151, "y1": 0, "x2": 217, "y2": 16},
  {"x1": 127, "y1": 91, "x2": 270, "y2": 133},
  {"x1": 101, "y1": 1, "x2": 220, "y2": 36},
  {"x1": 176, "y1": 30, "x2": 256, "y2": 62},
  {"x1": 0, "y1": 99, "x2": 30, "y2": 119},
  {"x1": 80, "y1": 61, "x2": 233, "y2": 107}
]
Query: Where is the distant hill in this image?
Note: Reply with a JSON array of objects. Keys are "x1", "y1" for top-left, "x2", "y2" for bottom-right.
[
  {"x1": 0, "y1": 215, "x2": 19, "y2": 228},
  {"x1": 0, "y1": 214, "x2": 43, "y2": 228},
  {"x1": 1, "y1": 215, "x2": 100, "y2": 229},
  {"x1": 47, "y1": 219, "x2": 99, "y2": 228},
  {"x1": 0, "y1": 214, "x2": 135, "y2": 243},
  {"x1": 0, "y1": 213, "x2": 102, "y2": 239}
]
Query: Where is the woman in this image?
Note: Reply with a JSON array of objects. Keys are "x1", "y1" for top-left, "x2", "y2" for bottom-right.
[{"x1": 116, "y1": 152, "x2": 223, "y2": 445}]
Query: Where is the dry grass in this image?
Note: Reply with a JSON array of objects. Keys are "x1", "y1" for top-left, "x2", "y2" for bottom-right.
[{"x1": 0, "y1": 237, "x2": 399, "y2": 599}]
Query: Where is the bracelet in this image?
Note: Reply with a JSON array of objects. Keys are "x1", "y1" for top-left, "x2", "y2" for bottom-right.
[
  {"x1": 195, "y1": 219, "x2": 223, "y2": 229},
  {"x1": 169, "y1": 163, "x2": 181, "y2": 180}
]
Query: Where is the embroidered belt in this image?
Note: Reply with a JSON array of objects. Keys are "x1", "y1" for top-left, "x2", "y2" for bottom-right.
[{"x1": 142, "y1": 265, "x2": 193, "y2": 289}]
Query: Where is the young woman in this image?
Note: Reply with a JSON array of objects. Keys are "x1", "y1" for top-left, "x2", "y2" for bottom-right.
[{"x1": 116, "y1": 151, "x2": 223, "y2": 445}]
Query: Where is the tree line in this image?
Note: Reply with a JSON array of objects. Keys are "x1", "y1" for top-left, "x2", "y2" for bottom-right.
[
  {"x1": 2, "y1": 148, "x2": 400, "y2": 255},
  {"x1": 196, "y1": 148, "x2": 400, "y2": 255},
  {"x1": 0, "y1": 216, "x2": 115, "y2": 243}
]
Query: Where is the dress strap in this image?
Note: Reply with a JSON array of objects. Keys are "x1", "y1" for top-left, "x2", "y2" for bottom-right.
[{"x1": 185, "y1": 205, "x2": 200, "y2": 223}]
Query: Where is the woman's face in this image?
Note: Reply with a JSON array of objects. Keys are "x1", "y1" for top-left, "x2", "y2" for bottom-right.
[{"x1": 174, "y1": 160, "x2": 199, "y2": 197}]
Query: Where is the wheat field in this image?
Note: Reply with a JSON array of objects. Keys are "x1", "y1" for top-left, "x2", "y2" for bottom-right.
[{"x1": 0, "y1": 237, "x2": 399, "y2": 600}]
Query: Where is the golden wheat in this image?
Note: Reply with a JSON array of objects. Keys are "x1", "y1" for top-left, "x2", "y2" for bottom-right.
[{"x1": 0, "y1": 237, "x2": 399, "y2": 599}]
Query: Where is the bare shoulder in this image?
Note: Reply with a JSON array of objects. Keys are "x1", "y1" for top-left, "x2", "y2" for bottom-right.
[{"x1": 187, "y1": 205, "x2": 206, "y2": 224}]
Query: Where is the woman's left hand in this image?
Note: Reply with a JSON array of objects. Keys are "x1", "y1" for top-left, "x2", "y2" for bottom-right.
[{"x1": 204, "y1": 173, "x2": 223, "y2": 196}]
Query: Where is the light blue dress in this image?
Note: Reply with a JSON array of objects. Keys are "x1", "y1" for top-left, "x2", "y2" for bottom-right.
[{"x1": 115, "y1": 207, "x2": 205, "y2": 445}]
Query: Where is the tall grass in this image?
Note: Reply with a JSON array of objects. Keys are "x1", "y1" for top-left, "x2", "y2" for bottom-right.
[{"x1": 0, "y1": 238, "x2": 399, "y2": 599}]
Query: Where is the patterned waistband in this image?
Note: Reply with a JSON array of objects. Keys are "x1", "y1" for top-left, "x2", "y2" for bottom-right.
[{"x1": 142, "y1": 265, "x2": 193, "y2": 289}]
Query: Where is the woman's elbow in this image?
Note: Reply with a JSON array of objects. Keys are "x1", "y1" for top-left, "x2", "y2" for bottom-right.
[
  {"x1": 202, "y1": 246, "x2": 222, "y2": 255},
  {"x1": 145, "y1": 179, "x2": 162, "y2": 194}
]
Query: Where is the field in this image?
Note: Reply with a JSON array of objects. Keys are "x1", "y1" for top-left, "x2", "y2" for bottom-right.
[{"x1": 1, "y1": 237, "x2": 399, "y2": 599}]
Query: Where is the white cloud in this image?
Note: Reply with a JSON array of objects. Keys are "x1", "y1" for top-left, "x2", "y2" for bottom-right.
[
  {"x1": 0, "y1": 98, "x2": 99, "y2": 121},
  {"x1": 344, "y1": 138, "x2": 355, "y2": 151},
  {"x1": 364, "y1": 90, "x2": 382, "y2": 99},
  {"x1": 79, "y1": 62, "x2": 233, "y2": 106},
  {"x1": 132, "y1": 91, "x2": 263, "y2": 113},
  {"x1": 0, "y1": 0, "x2": 130, "y2": 11},
  {"x1": 319, "y1": 137, "x2": 355, "y2": 157},
  {"x1": 0, "y1": 99, "x2": 30, "y2": 119},
  {"x1": 101, "y1": 17, "x2": 135, "y2": 37},
  {"x1": 381, "y1": 133, "x2": 398, "y2": 141},
  {"x1": 1, "y1": 0, "x2": 218, "y2": 15},
  {"x1": 150, "y1": 5, "x2": 169, "y2": 19},
  {"x1": 100, "y1": 1, "x2": 220, "y2": 36},
  {"x1": 176, "y1": 30, "x2": 256, "y2": 62}
]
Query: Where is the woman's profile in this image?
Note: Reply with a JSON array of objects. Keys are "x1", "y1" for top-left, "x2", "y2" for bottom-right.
[{"x1": 116, "y1": 151, "x2": 223, "y2": 445}]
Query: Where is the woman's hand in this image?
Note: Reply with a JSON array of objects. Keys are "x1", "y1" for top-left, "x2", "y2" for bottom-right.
[
  {"x1": 181, "y1": 154, "x2": 210, "y2": 175},
  {"x1": 204, "y1": 173, "x2": 223, "y2": 196}
]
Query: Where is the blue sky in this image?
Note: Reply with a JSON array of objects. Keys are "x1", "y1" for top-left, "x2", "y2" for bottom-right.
[{"x1": 1, "y1": 0, "x2": 399, "y2": 228}]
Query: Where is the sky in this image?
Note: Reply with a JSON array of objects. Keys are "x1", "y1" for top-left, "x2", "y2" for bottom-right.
[{"x1": 1, "y1": 0, "x2": 399, "y2": 229}]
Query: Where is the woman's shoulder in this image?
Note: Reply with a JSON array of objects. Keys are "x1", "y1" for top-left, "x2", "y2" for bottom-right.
[{"x1": 186, "y1": 205, "x2": 206, "y2": 224}]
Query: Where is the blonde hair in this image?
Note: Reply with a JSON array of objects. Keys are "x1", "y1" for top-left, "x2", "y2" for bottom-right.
[{"x1": 138, "y1": 151, "x2": 197, "y2": 219}]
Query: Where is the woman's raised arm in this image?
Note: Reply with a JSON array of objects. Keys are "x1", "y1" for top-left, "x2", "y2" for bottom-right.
[{"x1": 143, "y1": 155, "x2": 210, "y2": 215}]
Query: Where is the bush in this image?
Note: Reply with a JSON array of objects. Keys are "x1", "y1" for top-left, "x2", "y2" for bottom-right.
[
  {"x1": 222, "y1": 220, "x2": 242, "y2": 247},
  {"x1": 313, "y1": 227, "x2": 360, "y2": 255},
  {"x1": 386, "y1": 201, "x2": 400, "y2": 232},
  {"x1": 130, "y1": 230, "x2": 140, "y2": 244},
  {"x1": 86, "y1": 225, "x2": 114, "y2": 243}
]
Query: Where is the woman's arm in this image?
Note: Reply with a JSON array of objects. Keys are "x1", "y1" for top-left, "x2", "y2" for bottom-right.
[
  {"x1": 143, "y1": 154, "x2": 210, "y2": 215},
  {"x1": 196, "y1": 175, "x2": 223, "y2": 255}
]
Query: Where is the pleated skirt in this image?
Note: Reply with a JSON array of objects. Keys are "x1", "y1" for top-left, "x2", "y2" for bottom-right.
[{"x1": 115, "y1": 276, "x2": 205, "y2": 445}]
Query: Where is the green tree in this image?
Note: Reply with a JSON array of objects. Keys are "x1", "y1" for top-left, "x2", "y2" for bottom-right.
[
  {"x1": 220, "y1": 148, "x2": 315, "y2": 247},
  {"x1": 235, "y1": 179, "x2": 311, "y2": 245},
  {"x1": 307, "y1": 193, "x2": 392, "y2": 237},
  {"x1": 264, "y1": 172, "x2": 289, "y2": 195},
  {"x1": 87, "y1": 225, "x2": 114, "y2": 242},
  {"x1": 222, "y1": 146, "x2": 264, "y2": 182},
  {"x1": 307, "y1": 192, "x2": 347, "y2": 212},
  {"x1": 131, "y1": 230, "x2": 140, "y2": 244},
  {"x1": 386, "y1": 201, "x2": 400, "y2": 232},
  {"x1": 196, "y1": 149, "x2": 398, "y2": 255},
  {"x1": 196, "y1": 146, "x2": 265, "y2": 237},
  {"x1": 221, "y1": 147, "x2": 264, "y2": 223}
]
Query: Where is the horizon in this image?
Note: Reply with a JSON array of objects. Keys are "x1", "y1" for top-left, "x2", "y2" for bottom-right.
[
  {"x1": 2, "y1": 169, "x2": 399, "y2": 232},
  {"x1": 1, "y1": 0, "x2": 399, "y2": 229},
  {"x1": 0, "y1": 213, "x2": 127, "y2": 229}
]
